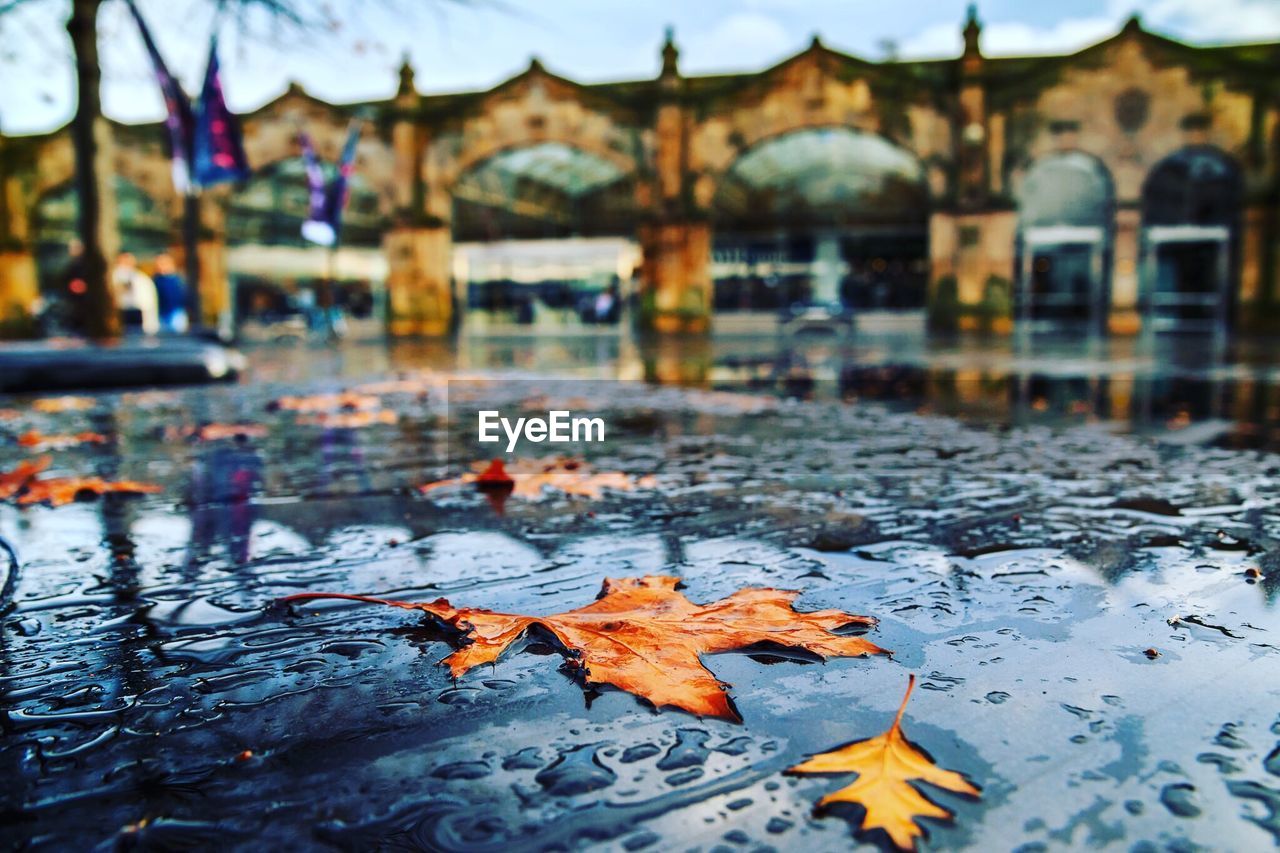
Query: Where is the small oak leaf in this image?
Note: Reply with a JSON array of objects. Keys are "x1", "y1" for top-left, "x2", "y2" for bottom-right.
[{"x1": 788, "y1": 674, "x2": 980, "y2": 850}]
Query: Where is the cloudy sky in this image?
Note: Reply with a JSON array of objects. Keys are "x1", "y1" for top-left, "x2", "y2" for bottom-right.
[{"x1": 2, "y1": 0, "x2": 1278, "y2": 135}]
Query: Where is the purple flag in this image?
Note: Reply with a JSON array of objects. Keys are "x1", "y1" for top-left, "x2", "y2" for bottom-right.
[
  {"x1": 326, "y1": 122, "x2": 362, "y2": 240},
  {"x1": 298, "y1": 132, "x2": 335, "y2": 246},
  {"x1": 193, "y1": 40, "x2": 251, "y2": 187},
  {"x1": 300, "y1": 123, "x2": 362, "y2": 247},
  {"x1": 125, "y1": 0, "x2": 194, "y2": 194}
]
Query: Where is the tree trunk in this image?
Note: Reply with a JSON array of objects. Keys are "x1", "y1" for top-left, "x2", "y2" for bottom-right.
[{"x1": 67, "y1": 0, "x2": 118, "y2": 339}]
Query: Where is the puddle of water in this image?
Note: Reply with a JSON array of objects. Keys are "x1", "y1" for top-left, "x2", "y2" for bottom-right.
[{"x1": 1, "y1": 358, "x2": 1278, "y2": 850}]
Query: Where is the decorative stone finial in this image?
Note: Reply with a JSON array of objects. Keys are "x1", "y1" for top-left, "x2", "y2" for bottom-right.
[
  {"x1": 1122, "y1": 13, "x2": 1143, "y2": 34},
  {"x1": 810, "y1": 33, "x2": 823, "y2": 50},
  {"x1": 528, "y1": 55, "x2": 544, "y2": 73},
  {"x1": 396, "y1": 53, "x2": 416, "y2": 98},
  {"x1": 661, "y1": 26, "x2": 679, "y2": 77},
  {"x1": 963, "y1": 3, "x2": 982, "y2": 58}
]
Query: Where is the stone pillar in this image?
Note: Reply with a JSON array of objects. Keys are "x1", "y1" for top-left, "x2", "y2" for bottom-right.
[
  {"x1": 0, "y1": 251, "x2": 38, "y2": 332},
  {"x1": 637, "y1": 29, "x2": 712, "y2": 334},
  {"x1": 171, "y1": 194, "x2": 231, "y2": 329},
  {"x1": 381, "y1": 56, "x2": 452, "y2": 337},
  {"x1": 0, "y1": 142, "x2": 39, "y2": 331},
  {"x1": 1240, "y1": 204, "x2": 1266, "y2": 307},
  {"x1": 928, "y1": 209, "x2": 1015, "y2": 331},
  {"x1": 1110, "y1": 206, "x2": 1142, "y2": 335},
  {"x1": 638, "y1": 220, "x2": 711, "y2": 334},
  {"x1": 384, "y1": 225, "x2": 452, "y2": 336}
]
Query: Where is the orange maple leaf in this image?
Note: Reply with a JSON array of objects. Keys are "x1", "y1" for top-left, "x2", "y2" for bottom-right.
[
  {"x1": 788, "y1": 674, "x2": 981, "y2": 850},
  {"x1": 281, "y1": 575, "x2": 887, "y2": 720},
  {"x1": 0, "y1": 457, "x2": 51, "y2": 499},
  {"x1": 420, "y1": 457, "x2": 656, "y2": 501},
  {"x1": 17, "y1": 476, "x2": 163, "y2": 507},
  {"x1": 16, "y1": 430, "x2": 109, "y2": 450}
]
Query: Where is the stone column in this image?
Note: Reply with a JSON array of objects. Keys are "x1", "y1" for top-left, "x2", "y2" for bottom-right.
[
  {"x1": 1110, "y1": 206, "x2": 1141, "y2": 335},
  {"x1": 637, "y1": 29, "x2": 712, "y2": 334},
  {"x1": 638, "y1": 219, "x2": 711, "y2": 334},
  {"x1": 170, "y1": 194, "x2": 231, "y2": 330},
  {"x1": 927, "y1": 210, "x2": 1015, "y2": 331},
  {"x1": 0, "y1": 147, "x2": 39, "y2": 332},
  {"x1": 384, "y1": 226, "x2": 452, "y2": 336},
  {"x1": 382, "y1": 57, "x2": 453, "y2": 337}
]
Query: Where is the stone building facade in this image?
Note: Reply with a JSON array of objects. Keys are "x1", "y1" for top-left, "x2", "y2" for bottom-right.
[{"x1": 0, "y1": 10, "x2": 1277, "y2": 335}]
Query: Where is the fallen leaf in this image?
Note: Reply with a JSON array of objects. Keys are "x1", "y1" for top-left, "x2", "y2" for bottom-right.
[
  {"x1": 17, "y1": 476, "x2": 163, "y2": 507},
  {"x1": 420, "y1": 457, "x2": 657, "y2": 501},
  {"x1": 0, "y1": 457, "x2": 51, "y2": 499},
  {"x1": 270, "y1": 392, "x2": 380, "y2": 413},
  {"x1": 32, "y1": 396, "x2": 96, "y2": 413},
  {"x1": 295, "y1": 409, "x2": 398, "y2": 429},
  {"x1": 0, "y1": 409, "x2": 21, "y2": 421},
  {"x1": 281, "y1": 575, "x2": 887, "y2": 720},
  {"x1": 165, "y1": 424, "x2": 269, "y2": 442},
  {"x1": 16, "y1": 430, "x2": 109, "y2": 450},
  {"x1": 788, "y1": 674, "x2": 980, "y2": 849}
]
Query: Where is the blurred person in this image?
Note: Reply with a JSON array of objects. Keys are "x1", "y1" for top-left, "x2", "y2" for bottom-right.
[
  {"x1": 111, "y1": 252, "x2": 159, "y2": 335},
  {"x1": 594, "y1": 284, "x2": 619, "y2": 324},
  {"x1": 151, "y1": 253, "x2": 189, "y2": 333},
  {"x1": 57, "y1": 238, "x2": 90, "y2": 335}
]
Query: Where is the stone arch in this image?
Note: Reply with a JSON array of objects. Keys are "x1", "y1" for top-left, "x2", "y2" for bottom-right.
[
  {"x1": 1013, "y1": 150, "x2": 1116, "y2": 330},
  {"x1": 704, "y1": 124, "x2": 931, "y2": 313},
  {"x1": 1139, "y1": 144, "x2": 1242, "y2": 332},
  {"x1": 239, "y1": 88, "x2": 400, "y2": 218},
  {"x1": 434, "y1": 75, "x2": 644, "y2": 196},
  {"x1": 688, "y1": 46, "x2": 947, "y2": 199}
]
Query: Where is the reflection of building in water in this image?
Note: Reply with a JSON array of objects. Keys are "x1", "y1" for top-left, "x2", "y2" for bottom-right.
[
  {"x1": 2, "y1": 9, "x2": 1278, "y2": 339},
  {"x1": 453, "y1": 236, "x2": 639, "y2": 329}
]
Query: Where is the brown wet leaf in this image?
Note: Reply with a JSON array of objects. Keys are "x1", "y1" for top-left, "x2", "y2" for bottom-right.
[
  {"x1": 295, "y1": 410, "x2": 397, "y2": 429},
  {"x1": 788, "y1": 674, "x2": 980, "y2": 849},
  {"x1": 271, "y1": 392, "x2": 380, "y2": 413},
  {"x1": 32, "y1": 396, "x2": 96, "y2": 413},
  {"x1": 0, "y1": 457, "x2": 51, "y2": 499},
  {"x1": 17, "y1": 476, "x2": 162, "y2": 507},
  {"x1": 281, "y1": 575, "x2": 887, "y2": 720},
  {"x1": 165, "y1": 424, "x2": 269, "y2": 442},
  {"x1": 420, "y1": 457, "x2": 657, "y2": 500},
  {"x1": 16, "y1": 430, "x2": 109, "y2": 450}
]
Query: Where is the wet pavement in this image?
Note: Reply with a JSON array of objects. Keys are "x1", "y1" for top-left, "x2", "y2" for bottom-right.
[{"x1": 2, "y1": 335, "x2": 1279, "y2": 851}]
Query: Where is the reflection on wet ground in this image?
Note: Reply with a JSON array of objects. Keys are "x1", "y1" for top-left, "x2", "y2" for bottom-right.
[
  {"x1": 1, "y1": 339, "x2": 1279, "y2": 850},
  {"x1": 246, "y1": 330, "x2": 1280, "y2": 451}
]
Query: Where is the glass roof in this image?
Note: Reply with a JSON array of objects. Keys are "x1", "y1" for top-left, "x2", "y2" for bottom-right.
[
  {"x1": 464, "y1": 142, "x2": 627, "y2": 199},
  {"x1": 717, "y1": 128, "x2": 925, "y2": 223},
  {"x1": 1019, "y1": 152, "x2": 1113, "y2": 228}
]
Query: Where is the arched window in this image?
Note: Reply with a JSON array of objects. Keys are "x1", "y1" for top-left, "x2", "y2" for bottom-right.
[
  {"x1": 1015, "y1": 152, "x2": 1115, "y2": 332},
  {"x1": 712, "y1": 128, "x2": 930, "y2": 313},
  {"x1": 1141, "y1": 147, "x2": 1241, "y2": 333}
]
